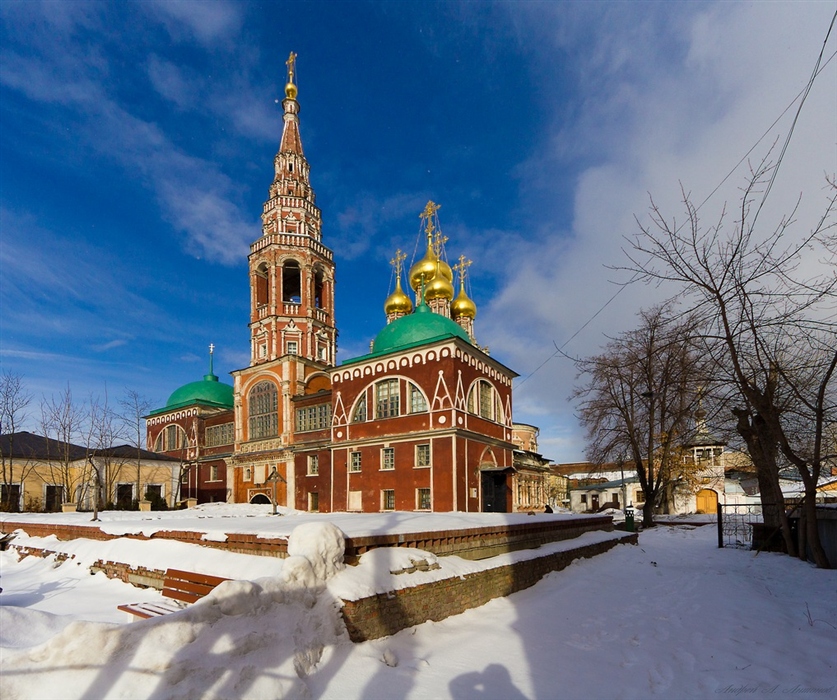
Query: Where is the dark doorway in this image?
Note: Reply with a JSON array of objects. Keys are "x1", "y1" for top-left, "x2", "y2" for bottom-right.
[
  {"x1": 45, "y1": 485, "x2": 63, "y2": 512},
  {"x1": 481, "y1": 471, "x2": 508, "y2": 513},
  {"x1": 116, "y1": 484, "x2": 133, "y2": 509},
  {"x1": 250, "y1": 494, "x2": 270, "y2": 504},
  {"x1": 592, "y1": 494, "x2": 600, "y2": 511}
]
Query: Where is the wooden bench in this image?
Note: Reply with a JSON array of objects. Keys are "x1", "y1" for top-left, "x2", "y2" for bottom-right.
[{"x1": 118, "y1": 568, "x2": 230, "y2": 620}]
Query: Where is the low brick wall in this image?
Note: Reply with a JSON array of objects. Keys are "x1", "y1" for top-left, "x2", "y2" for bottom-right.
[
  {"x1": 340, "y1": 533, "x2": 637, "y2": 642},
  {"x1": 2, "y1": 515, "x2": 611, "y2": 563},
  {"x1": 1, "y1": 521, "x2": 290, "y2": 558}
]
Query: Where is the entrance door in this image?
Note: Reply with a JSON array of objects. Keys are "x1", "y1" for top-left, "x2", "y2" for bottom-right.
[
  {"x1": 481, "y1": 472, "x2": 508, "y2": 513},
  {"x1": 591, "y1": 494, "x2": 600, "y2": 511},
  {"x1": 696, "y1": 489, "x2": 718, "y2": 514},
  {"x1": 45, "y1": 485, "x2": 63, "y2": 512}
]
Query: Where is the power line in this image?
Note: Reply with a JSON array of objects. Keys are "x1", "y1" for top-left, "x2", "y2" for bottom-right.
[{"x1": 515, "y1": 27, "x2": 837, "y2": 390}]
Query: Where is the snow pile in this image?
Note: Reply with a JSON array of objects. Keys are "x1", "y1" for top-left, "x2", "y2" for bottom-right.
[{"x1": 0, "y1": 522, "x2": 350, "y2": 699}]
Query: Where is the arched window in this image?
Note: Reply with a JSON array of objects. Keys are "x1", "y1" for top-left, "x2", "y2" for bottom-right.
[
  {"x1": 254, "y1": 263, "x2": 270, "y2": 307},
  {"x1": 282, "y1": 260, "x2": 301, "y2": 303},
  {"x1": 352, "y1": 394, "x2": 367, "y2": 422},
  {"x1": 154, "y1": 424, "x2": 189, "y2": 452},
  {"x1": 313, "y1": 267, "x2": 325, "y2": 310},
  {"x1": 408, "y1": 382, "x2": 427, "y2": 413},
  {"x1": 375, "y1": 379, "x2": 400, "y2": 419},
  {"x1": 249, "y1": 381, "x2": 278, "y2": 439},
  {"x1": 468, "y1": 380, "x2": 497, "y2": 421}
]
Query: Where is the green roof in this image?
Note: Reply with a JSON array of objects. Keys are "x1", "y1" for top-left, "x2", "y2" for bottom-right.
[
  {"x1": 150, "y1": 372, "x2": 234, "y2": 415},
  {"x1": 345, "y1": 303, "x2": 471, "y2": 365}
]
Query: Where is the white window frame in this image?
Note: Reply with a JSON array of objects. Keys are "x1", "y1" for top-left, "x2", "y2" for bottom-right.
[
  {"x1": 415, "y1": 443, "x2": 431, "y2": 468},
  {"x1": 349, "y1": 451, "x2": 362, "y2": 472},
  {"x1": 307, "y1": 454, "x2": 319, "y2": 476},
  {"x1": 416, "y1": 487, "x2": 431, "y2": 511},
  {"x1": 381, "y1": 489, "x2": 395, "y2": 511},
  {"x1": 381, "y1": 447, "x2": 395, "y2": 471}
]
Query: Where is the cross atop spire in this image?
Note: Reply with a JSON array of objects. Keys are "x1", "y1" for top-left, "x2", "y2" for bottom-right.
[
  {"x1": 390, "y1": 249, "x2": 407, "y2": 279},
  {"x1": 453, "y1": 255, "x2": 472, "y2": 283}
]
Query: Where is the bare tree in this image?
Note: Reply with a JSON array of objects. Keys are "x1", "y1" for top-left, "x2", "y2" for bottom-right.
[
  {"x1": 40, "y1": 384, "x2": 86, "y2": 509},
  {"x1": 82, "y1": 391, "x2": 126, "y2": 520},
  {"x1": 625, "y1": 161, "x2": 836, "y2": 566},
  {"x1": 119, "y1": 389, "x2": 151, "y2": 505},
  {"x1": 0, "y1": 370, "x2": 33, "y2": 511},
  {"x1": 573, "y1": 304, "x2": 708, "y2": 527}
]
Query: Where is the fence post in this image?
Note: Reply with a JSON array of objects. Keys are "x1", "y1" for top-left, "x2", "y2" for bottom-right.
[{"x1": 717, "y1": 502, "x2": 724, "y2": 548}]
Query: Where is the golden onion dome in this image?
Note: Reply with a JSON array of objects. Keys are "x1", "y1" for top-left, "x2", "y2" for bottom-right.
[
  {"x1": 451, "y1": 281, "x2": 477, "y2": 319},
  {"x1": 384, "y1": 277, "x2": 413, "y2": 316},
  {"x1": 425, "y1": 267, "x2": 455, "y2": 301},
  {"x1": 409, "y1": 243, "x2": 438, "y2": 291},
  {"x1": 285, "y1": 82, "x2": 298, "y2": 99}
]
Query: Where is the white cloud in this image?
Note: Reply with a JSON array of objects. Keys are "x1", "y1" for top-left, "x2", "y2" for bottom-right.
[
  {"x1": 477, "y1": 3, "x2": 837, "y2": 461},
  {"x1": 144, "y1": 0, "x2": 244, "y2": 46}
]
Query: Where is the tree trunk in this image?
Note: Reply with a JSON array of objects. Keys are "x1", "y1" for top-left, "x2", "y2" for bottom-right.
[
  {"x1": 803, "y1": 485, "x2": 830, "y2": 568},
  {"x1": 733, "y1": 409, "x2": 796, "y2": 556}
]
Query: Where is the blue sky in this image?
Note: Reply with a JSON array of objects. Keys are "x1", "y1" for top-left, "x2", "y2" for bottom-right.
[{"x1": 1, "y1": 1, "x2": 834, "y2": 461}]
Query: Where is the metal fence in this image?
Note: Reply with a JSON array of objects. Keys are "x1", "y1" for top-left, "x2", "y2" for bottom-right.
[{"x1": 716, "y1": 503, "x2": 770, "y2": 549}]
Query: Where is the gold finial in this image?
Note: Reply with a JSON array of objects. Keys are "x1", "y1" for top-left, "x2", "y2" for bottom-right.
[
  {"x1": 420, "y1": 201, "x2": 441, "y2": 240},
  {"x1": 286, "y1": 52, "x2": 297, "y2": 83},
  {"x1": 285, "y1": 52, "x2": 298, "y2": 99},
  {"x1": 390, "y1": 249, "x2": 407, "y2": 278},
  {"x1": 453, "y1": 255, "x2": 472, "y2": 283},
  {"x1": 433, "y1": 230, "x2": 449, "y2": 258}
]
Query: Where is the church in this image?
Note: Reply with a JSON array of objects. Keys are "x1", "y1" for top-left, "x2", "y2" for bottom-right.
[{"x1": 146, "y1": 55, "x2": 550, "y2": 514}]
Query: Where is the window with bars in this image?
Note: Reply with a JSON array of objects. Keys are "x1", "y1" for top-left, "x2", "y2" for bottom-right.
[
  {"x1": 376, "y1": 379, "x2": 400, "y2": 418},
  {"x1": 409, "y1": 383, "x2": 427, "y2": 413},
  {"x1": 415, "y1": 444, "x2": 431, "y2": 467},
  {"x1": 249, "y1": 381, "x2": 278, "y2": 439},
  {"x1": 296, "y1": 403, "x2": 332, "y2": 432},
  {"x1": 417, "y1": 488, "x2": 431, "y2": 510},
  {"x1": 350, "y1": 451, "x2": 362, "y2": 472},
  {"x1": 381, "y1": 489, "x2": 395, "y2": 511},
  {"x1": 381, "y1": 447, "x2": 395, "y2": 470},
  {"x1": 205, "y1": 423, "x2": 234, "y2": 447},
  {"x1": 307, "y1": 454, "x2": 319, "y2": 475}
]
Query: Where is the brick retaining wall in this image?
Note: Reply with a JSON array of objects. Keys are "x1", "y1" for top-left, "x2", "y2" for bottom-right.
[
  {"x1": 2, "y1": 515, "x2": 611, "y2": 562},
  {"x1": 340, "y1": 533, "x2": 638, "y2": 642}
]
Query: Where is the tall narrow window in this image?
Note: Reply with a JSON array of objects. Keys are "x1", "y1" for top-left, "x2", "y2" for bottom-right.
[
  {"x1": 352, "y1": 394, "x2": 367, "y2": 422},
  {"x1": 409, "y1": 383, "x2": 427, "y2": 413},
  {"x1": 376, "y1": 379, "x2": 400, "y2": 418},
  {"x1": 417, "y1": 488, "x2": 431, "y2": 510},
  {"x1": 350, "y1": 451, "x2": 362, "y2": 472},
  {"x1": 307, "y1": 454, "x2": 319, "y2": 476},
  {"x1": 282, "y1": 260, "x2": 301, "y2": 303},
  {"x1": 249, "y1": 381, "x2": 278, "y2": 439},
  {"x1": 255, "y1": 264, "x2": 269, "y2": 307},
  {"x1": 381, "y1": 447, "x2": 395, "y2": 470},
  {"x1": 479, "y1": 380, "x2": 493, "y2": 420},
  {"x1": 381, "y1": 489, "x2": 395, "y2": 511},
  {"x1": 313, "y1": 267, "x2": 325, "y2": 309},
  {"x1": 416, "y1": 444, "x2": 431, "y2": 467}
]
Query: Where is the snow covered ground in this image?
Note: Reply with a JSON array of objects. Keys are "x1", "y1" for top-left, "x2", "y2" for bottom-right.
[{"x1": 1, "y1": 512, "x2": 835, "y2": 699}]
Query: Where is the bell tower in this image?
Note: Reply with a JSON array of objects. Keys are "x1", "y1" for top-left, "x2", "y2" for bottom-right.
[{"x1": 248, "y1": 52, "x2": 337, "y2": 367}]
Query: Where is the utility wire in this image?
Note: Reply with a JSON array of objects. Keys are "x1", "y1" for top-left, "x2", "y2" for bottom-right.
[{"x1": 516, "y1": 27, "x2": 837, "y2": 391}]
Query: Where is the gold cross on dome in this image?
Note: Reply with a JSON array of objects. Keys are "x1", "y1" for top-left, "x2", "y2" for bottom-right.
[
  {"x1": 453, "y1": 255, "x2": 472, "y2": 282},
  {"x1": 432, "y1": 230, "x2": 448, "y2": 257},
  {"x1": 390, "y1": 249, "x2": 407, "y2": 278},
  {"x1": 420, "y1": 201, "x2": 441, "y2": 239}
]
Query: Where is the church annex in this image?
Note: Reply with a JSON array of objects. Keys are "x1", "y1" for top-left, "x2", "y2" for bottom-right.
[{"x1": 146, "y1": 55, "x2": 550, "y2": 514}]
